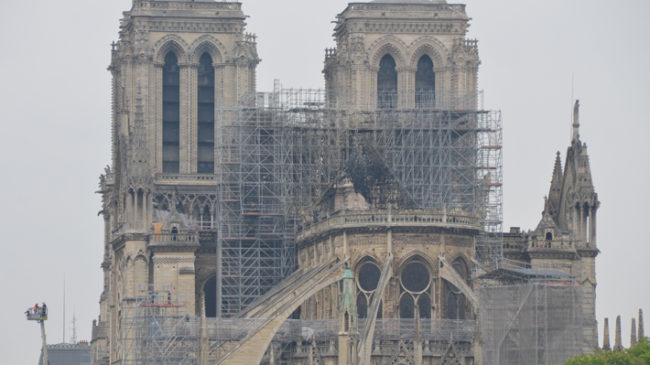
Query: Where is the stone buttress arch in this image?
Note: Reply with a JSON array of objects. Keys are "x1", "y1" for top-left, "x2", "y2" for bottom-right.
[{"x1": 218, "y1": 260, "x2": 347, "y2": 365}]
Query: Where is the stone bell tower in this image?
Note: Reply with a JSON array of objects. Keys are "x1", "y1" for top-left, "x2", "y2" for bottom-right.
[
  {"x1": 92, "y1": 1, "x2": 259, "y2": 364},
  {"x1": 324, "y1": 0, "x2": 480, "y2": 111}
]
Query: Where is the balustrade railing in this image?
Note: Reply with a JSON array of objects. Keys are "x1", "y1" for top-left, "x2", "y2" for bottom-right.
[{"x1": 298, "y1": 210, "x2": 479, "y2": 240}]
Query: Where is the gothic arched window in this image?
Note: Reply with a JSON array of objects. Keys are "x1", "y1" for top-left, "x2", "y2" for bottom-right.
[
  {"x1": 377, "y1": 54, "x2": 397, "y2": 109},
  {"x1": 415, "y1": 55, "x2": 435, "y2": 108},
  {"x1": 399, "y1": 257, "x2": 433, "y2": 319},
  {"x1": 445, "y1": 258, "x2": 468, "y2": 319},
  {"x1": 162, "y1": 52, "x2": 180, "y2": 173},
  {"x1": 356, "y1": 259, "x2": 382, "y2": 319},
  {"x1": 197, "y1": 52, "x2": 215, "y2": 173},
  {"x1": 204, "y1": 276, "x2": 217, "y2": 317}
]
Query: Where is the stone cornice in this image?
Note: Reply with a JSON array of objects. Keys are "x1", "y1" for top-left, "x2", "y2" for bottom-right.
[
  {"x1": 111, "y1": 233, "x2": 149, "y2": 251},
  {"x1": 132, "y1": 20, "x2": 244, "y2": 34},
  {"x1": 577, "y1": 248, "x2": 600, "y2": 258},
  {"x1": 152, "y1": 255, "x2": 196, "y2": 265},
  {"x1": 149, "y1": 239, "x2": 200, "y2": 254},
  {"x1": 527, "y1": 249, "x2": 579, "y2": 260}
]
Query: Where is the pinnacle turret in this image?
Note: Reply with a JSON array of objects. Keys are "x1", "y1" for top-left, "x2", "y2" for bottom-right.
[
  {"x1": 545, "y1": 151, "x2": 563, "y2": 222},
  {"x1": 572, "y1": 99, "x2": 580, "y2": 143},
  {"x1": 602, "y1": 318, "x2": 611, "y2": 350},
  {"x1": 614, "y1": 316, "x2": 623, "y2": 351},
  {"x1": 638, "y1": 309, "x2": 645, "y2": 340}
]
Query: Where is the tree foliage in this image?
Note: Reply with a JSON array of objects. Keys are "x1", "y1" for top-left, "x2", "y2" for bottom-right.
[{"x1": 564, "y1": 338, "x2": 650, "y2": 365}]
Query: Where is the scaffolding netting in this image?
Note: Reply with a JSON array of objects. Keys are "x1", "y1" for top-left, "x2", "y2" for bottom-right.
[{"x1": 478, "y1": 282, "x2": 589, "y2": 365}]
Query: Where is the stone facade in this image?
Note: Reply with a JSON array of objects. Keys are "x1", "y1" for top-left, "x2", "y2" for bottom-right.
[
  {"x1": 92, "y1": 1, "x2": 258, "y2": 363},
  {"x1": 90, "y1": 1, "x2": 598, "y2": 364}
]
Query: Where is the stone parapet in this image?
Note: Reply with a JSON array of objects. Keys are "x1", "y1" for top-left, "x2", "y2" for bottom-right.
[{"x1": 298, "y1": 209, "x2": 479, "y2": 243}]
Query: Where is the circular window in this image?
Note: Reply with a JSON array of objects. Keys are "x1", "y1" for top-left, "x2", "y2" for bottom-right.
[
  {"x1": 401, "y1": 261, "x2": 430, "y2": 292},
  {"x1": 358, "y1": 262, "x2": 381, "y2": 292}
]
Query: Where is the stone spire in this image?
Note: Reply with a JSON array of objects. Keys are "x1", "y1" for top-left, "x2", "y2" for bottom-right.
[
  {"x1": 639, "y1": 309, "x2": 645, "y2": 340},
  {"x1": 602, "y1": 318, "x2": 611, "y2": 351},
  {"x1": 572, "y1": 99, "x2": 580, "y2": 143},
  {"x1": 545, "y1": 151, "x2": 563, "y2": 221},
  {"x1": 631, "y1": 318, "x2": 638, "y2": 346},
  {"x1": 614, "y1": 315, "x2": 623, "y2": 351}
]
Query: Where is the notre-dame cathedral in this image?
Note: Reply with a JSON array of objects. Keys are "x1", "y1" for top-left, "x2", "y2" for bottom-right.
[{"x1": 90, "y1": 1, "x2": 599, "y2": 364}]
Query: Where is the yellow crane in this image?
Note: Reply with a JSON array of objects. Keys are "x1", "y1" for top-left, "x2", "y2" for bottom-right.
[{"x1": 25, "y1": 303, "x2": 48, "y2": 365}]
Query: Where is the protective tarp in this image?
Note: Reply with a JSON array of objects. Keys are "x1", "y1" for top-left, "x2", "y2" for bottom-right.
[{"x1": 478, "y1": 283, "x2": 589, "y2": 365}]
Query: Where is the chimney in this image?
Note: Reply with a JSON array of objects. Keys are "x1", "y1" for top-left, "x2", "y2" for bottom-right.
[{"x1": 631, "y1": 318, "x2": 638, "y2": 346}]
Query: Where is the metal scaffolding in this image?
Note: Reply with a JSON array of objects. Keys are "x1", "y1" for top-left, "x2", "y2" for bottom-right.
[
  {"x1": 120, "y1": 293, "x2": 200, "y2": 365},
  {"x1": 215, "y1": 87, "x2": 503, "y2": 316}
]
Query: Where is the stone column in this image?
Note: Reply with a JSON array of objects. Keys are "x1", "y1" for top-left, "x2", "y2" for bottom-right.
[
  {"x1": 578, "y1": 204, "x2": 587, "y2": 243},
  {"x1": 398, "y1": 66, "x2": 415, "y2": 109},
  {"x1": 639, "y1": 309, "x2": 645, "y2": 339},
  {"x1": 188, "y1": 63, "x2": 199, "y2": 173},
  {"x1": 602, "y1": 318, "x2": 610, "y2": 351},
  {"x1": 153, "y1": 64, "x2": 164, "y2": 171},
  {"x1": 361, "y1": 65, "x2": 375, "y2": 111},
  {"x1": 614, "y1": 315, "x2": 623, "y2": 351},
  {"x1": 590, "y1": 207, "x2": 597, "y2": 247},
  {"x1": 126, "y1": 191, "x2": 134, "y2": 230},
  {"x1": 179, "y1": 63, "x2": 192, "y2": 173}
]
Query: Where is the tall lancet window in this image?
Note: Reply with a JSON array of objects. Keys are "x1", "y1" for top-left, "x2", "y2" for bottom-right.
[
  {"x1": 415, "y1": 55, "x2": 435, "y2": 108},
  {"x1": 197, "y1": 53, "x2": 215, "y2": 173},
  {"x1": 377, "y1": 54, "x2": 397, "y2": 109},
  {"x1": 162, "y1": 52, "x2": 180, "y2": 173}
]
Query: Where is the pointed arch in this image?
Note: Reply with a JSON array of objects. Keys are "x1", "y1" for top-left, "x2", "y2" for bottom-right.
[
  {"x1": 188, "y1": 35, "x2": 226, "y2": 65},
  {"x1": 369, "y1": 36, "x2": 408, "y2": 68},
  {"x1": 197, "y1": 51, "x2": 215, "y2": 174},
  {"x1": 162, "y1": 51, "x2": 180, "y2": 173},
  {"x1": 415, "y1": 55, "x2": 435, "y2": 107},
  {"x1": 153, "y1": 35, "x2": 189, "y2": 65},
  {"x1": 444, "y1": 256, "x2": 470, "y2": 320},
  {"x1": 408, "y1": 37, "x2": 448, "y2": 70},
  {"x1": 377, "y1": 54, "x2": 398, "y2": 109}
]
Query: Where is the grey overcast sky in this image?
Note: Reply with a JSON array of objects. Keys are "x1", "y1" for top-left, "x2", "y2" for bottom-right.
[{"x1": 1, "y1": 0, "x2": 649, "y2": 363}]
